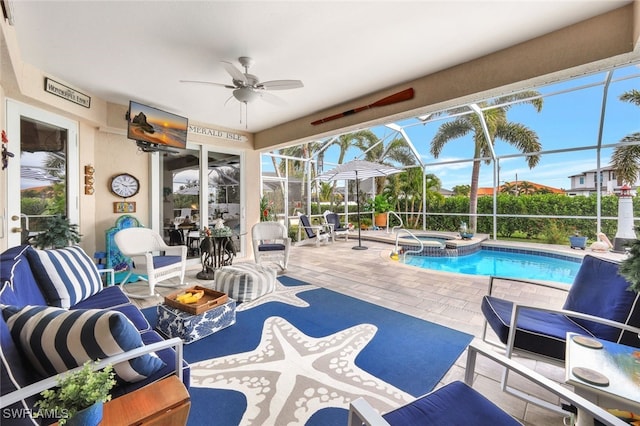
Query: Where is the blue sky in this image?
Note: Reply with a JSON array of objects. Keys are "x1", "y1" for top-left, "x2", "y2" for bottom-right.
[{"x1": 266, "y1": 63, "x2": 640, "y2": 191}]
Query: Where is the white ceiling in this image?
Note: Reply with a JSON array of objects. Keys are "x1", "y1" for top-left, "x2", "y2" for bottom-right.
[{"x1": 7, "y1": 1, "x2": 631, "y2": 133}]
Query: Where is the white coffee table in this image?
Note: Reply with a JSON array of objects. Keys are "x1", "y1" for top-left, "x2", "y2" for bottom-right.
[{"x1": 565, "y1": 332, "x2": 640, "y2": 426}]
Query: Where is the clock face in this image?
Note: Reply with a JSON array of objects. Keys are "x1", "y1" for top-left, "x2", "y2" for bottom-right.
[{"x1": 110, "y1": 173, "x2": 140, "y2": 198}]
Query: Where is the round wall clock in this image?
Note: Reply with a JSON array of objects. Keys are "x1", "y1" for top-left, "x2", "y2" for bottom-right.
[{"x1": 109, "y1": 173, "x2": 140, "y2": 198}]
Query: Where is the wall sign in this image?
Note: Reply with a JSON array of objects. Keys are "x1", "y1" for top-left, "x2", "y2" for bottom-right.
[
  {"x1": 44, "y1": 78, "x2": 91, "y2": 108},
  {"x1": 188, "y1": 124, "x2": 247, "y2": 142}
]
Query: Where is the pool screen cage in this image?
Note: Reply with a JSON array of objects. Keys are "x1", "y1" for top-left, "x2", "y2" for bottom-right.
[{"x1": 261, "y1": 62, "x2": 640, "y2": 243}]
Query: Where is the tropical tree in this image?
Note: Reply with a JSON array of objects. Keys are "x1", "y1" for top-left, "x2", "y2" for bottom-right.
[
  {"x1": 353, "y1": 136, "x2": 417, "y2": 195},
  {"x1": 611, "y1": 89, "x2": 640, "y2": 184},
  {"x1": 518, "y1": 181, "x2": 536, "y2": 195},
  {"x1": 430, "y1": 92, "x2": 543, "y2": 231},
  {"x1": 452, "y1": 184, "x2": 470, "y2": 196}
]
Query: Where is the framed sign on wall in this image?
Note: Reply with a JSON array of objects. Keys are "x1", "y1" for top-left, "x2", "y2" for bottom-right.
[{"x1": 114, "y1": 202, "x2": 136, "y2": 213}]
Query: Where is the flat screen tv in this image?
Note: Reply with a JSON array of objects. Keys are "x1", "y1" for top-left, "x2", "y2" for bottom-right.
[{"x1": 127, "y1": 101, "x2": 188, "y2": 153}]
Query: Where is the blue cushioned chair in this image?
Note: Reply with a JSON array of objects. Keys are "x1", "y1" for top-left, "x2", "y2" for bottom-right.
[
  {"x1": 348, "y1": 341, "x2": 625, "y2": 426},
  {"x1": 296, "y1": 213, "x2": 329, "y2": 246},
  {"x1": 481, "y1": 254, "x2": 640, "y2": 411},
  {"x1": 114, "y1": 227, "x2": 187, "y2": 298},
  {"x1": 251, "y1": 221, "x2": 291, "y2": 271},
  {"x1": 323, "y1": 210, "x2": 350, "y2": 241}
]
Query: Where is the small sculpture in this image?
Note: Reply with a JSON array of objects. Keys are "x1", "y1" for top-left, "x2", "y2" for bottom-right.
[{"x1": 590, "y1": 232, "x2": 613, "y2": 252}]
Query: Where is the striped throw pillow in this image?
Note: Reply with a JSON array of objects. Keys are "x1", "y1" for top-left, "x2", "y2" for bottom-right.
[
  {"x1": 26, "y1": 246, "x2": 103, "y2": 308},
  {"x1": 2, "y1": 305, "x2": 165, "y2": 383}
]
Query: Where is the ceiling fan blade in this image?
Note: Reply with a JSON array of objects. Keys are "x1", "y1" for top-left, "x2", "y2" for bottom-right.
[
  {"x1": 180, "y1": 80, "x2": 235, "y2": 89},
  {"x1": 221, "y1": 61, "x2": 247, "y2": 84},
  {"x1": 259, "y1": 91, "x2": 287, "y2": 106},
  {"x1": 258, "y1": 79, "x2": 304, "y2": 90}
]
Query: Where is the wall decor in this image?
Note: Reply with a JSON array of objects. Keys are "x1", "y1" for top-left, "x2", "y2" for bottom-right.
[
  {"x1": 113, "y1": 202, "x2": 136, "y2": 214},
  {"x1": 44, "y1": 77, "x2": 91, "y2": 108},
  {"x1": 84, "y1": 165, "x2": 95, "y2": 195}
]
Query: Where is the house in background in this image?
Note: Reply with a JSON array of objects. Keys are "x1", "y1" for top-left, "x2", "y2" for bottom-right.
[
  {"x1": 477, "y1": 181, "x2": 564, "y2": 196},
  {"x1": 566, "y1": 166, "x2": 640, "y2": 196}
]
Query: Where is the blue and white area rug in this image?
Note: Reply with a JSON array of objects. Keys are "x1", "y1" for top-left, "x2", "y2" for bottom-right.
[{"x1": 144, "y1": 276, "x2": 472, "y2": 425}]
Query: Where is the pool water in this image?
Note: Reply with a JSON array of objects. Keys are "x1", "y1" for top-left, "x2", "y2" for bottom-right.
[{"x1": 404, "y1": 249, "x2": 581, "y2": 284}]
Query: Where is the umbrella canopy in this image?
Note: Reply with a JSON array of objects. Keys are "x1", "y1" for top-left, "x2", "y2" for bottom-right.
[
  {"x1": 317, "y1": 159, "x2": 401, "y2": 182},
  {"x1": 316, "y1": 159, "x2": 401, "y2": 250}
]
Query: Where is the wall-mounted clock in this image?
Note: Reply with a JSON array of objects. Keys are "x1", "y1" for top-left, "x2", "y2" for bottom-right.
[{"x1": 109, "y1": 173, "x2": 140, "y2": 198}]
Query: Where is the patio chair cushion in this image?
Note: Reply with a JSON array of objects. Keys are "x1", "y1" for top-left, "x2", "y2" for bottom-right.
[
  {"x1": 25, "y1": 245, "x2": 102, "y2": 309},
  {"x1": 258, "y1": 243, "x2": 287, "y2": 252},
  {"x1": 382, "y1": 381, "x2": 520, "y2": 426},
  {"x1": 2, "y1": 305, "x2": 165, "y2": 384},
  {"x1": 481, "y1": 296, "x2": 592, "y2": 360},
  {"x1": 215, "y1": 263, "x2": 276, "y2": 302},
  {"x1": 562, "y1": 255, "x2": 640, "y2": 343}
]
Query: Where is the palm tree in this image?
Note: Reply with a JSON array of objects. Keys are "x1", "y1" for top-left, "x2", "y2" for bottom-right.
[
  {"x1": 611, "y1": 89, "x2": 640, "y2": 184},
  {"x1": 430, "y1": 92, "x2": 543, "y2": 231},
  {"x1": 354, "y1": 136, "x2": 417, "y2": 195}
]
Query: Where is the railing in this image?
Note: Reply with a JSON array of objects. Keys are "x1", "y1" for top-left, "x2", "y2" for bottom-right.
[
  {"x1": 394, "y1": 228, "x2": 424, "y2": 262},
  {"x1": 386, "y1": 211, "x2": 403, "y2": 234}
]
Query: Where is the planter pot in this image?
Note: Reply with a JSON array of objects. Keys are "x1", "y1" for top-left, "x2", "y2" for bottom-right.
[
  {"x1": 374, "y1": 213, "x2": 387, "y2": 227},
  {"x1": 460, "y1": 232, "x2": 474, "y2": 240},
  {"x1": 66, "y1": 402, "x2": 103, "y2": 426},
  {"x1": 569, "y1": 236, "x2": 587, "y2": 250}
]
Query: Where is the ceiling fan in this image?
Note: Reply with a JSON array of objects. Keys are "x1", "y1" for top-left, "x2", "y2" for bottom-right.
[{"x1": 180, "y1": 56, "x2": 304, "y2": 106}]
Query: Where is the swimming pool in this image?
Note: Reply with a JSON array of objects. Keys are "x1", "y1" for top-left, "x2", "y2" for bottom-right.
[{"x1": 403, "y1": 248, "x2": 581, "y2": 284}]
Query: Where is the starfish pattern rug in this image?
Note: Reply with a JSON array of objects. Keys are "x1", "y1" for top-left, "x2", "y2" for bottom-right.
[{"x1": 144, "y1": 276, "x2": 472, "y2": 425}]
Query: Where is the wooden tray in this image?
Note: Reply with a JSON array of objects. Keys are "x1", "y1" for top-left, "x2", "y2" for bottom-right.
[{"x1": 164, "y1": 286, "x2": 228, "y2": 315}]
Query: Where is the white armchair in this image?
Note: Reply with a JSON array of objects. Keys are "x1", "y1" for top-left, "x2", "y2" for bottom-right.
[
  {"x1": 252, "y1": 222, "x2": 291, "y2": 271},
  {"x1": 114, "y1": 227, "x2": 187, "y2": 298}
]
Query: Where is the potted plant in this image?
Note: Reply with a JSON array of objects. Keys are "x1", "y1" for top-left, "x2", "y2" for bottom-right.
[
  {"x1": 366, "y1": 195, "x2": 391, "y2": 228},
  {"x1": 618, "y1": 239, "x2": 640, "y2": 293},
  {"x1": 569, "y1": 231, "x2": 587, "y2": 250},
  {"x1": 31, "y1": 215, "x2": 82, "y2": 249},
  {"x1": 35, "y1": 361, "x2": 116, "y2": 426}
]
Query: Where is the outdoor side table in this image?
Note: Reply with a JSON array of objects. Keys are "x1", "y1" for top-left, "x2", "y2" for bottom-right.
[
  {"x1": 565, "y1": 332, "x2": 640, "y2": 426},
  {"x1": 156, "y1": 298, "x2": 236, "y2": 343}
]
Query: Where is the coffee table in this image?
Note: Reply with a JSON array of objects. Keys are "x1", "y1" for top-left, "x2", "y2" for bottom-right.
[{"x1": 565, "y1": 332, "x2": 640, "y2": 426}]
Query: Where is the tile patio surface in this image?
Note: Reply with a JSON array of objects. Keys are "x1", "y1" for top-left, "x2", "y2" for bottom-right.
[{"x1": 128, "y1": 232, "x2": 627, "y2": 425}]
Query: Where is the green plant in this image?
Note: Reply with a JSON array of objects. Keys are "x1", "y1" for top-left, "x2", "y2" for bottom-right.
[
  {"x1": 31, "y1": 215, "x2": 81, "y2": 249},
  {"x1": 365, "y1": 194, "x2": 391, "y2": 214},
  {"x1": 35, "y1": 361, "x2": 116, "y2": 425},
  {"x1": 619, "y1": 239, "x2": 640, "y2": 293},
  {"x1": 259, "y1": 195, "x2": 275, "y2": 222}
]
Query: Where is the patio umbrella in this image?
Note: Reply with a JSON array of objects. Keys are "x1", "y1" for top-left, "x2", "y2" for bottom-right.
[{"x1": 316, "y1": 159, "x2": 401, "y2": 250}]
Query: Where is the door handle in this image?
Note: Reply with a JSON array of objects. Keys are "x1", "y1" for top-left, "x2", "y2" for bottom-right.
[{"x1": 11, "y1": 227, "x2": 22, "y2": 233}]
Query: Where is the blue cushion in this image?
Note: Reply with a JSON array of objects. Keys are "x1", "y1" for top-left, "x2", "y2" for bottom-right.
[
  {"x1": 0, "y1": 309, "x2": 40, "y2": 426},
  {"x1": 26, "y1": 246, "x2": 103, "y2": 308},
  {"x1": 481, "y1": 295, "x2": 591, "y2": 360},
  {"x1": 111, "y1": 330, "x2": 191, "y2": 396},
  {"x1": 2, "y1": 305, "x2": 165, "y2": 384},
  {"x1": 0, "y1": 245, "x2": 47, "y2": 307},
  {"x1": 563, "y1": 255, "x2": 639, "y2": 341},
  {"x1": 152, "y1": 255, "x2": 182, "y2": 269},
  {"x1": 383, "y1": 381, "x2": 520, "y2": 425},
  {"x1": 258, "y1": 243, "x2": 286, "y2": 252}
]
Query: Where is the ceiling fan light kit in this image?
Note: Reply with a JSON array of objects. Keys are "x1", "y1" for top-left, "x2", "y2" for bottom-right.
[{"x1": 182, "y1": 56, "x2": 303, "y2": 106}]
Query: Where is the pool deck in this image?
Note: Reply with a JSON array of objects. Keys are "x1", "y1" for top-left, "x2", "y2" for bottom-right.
[{"x1": 130, "y1": 231, "x2": 627, "y2": 425}]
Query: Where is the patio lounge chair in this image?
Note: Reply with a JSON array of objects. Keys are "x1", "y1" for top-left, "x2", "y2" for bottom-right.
[
  {"x1": 323, "y1": 210, "x2": 350, "y2": 241},
  {"x1": 348, "y1": 340, "x2": 625, "y2": 426},
  {"x1": 114, "y1": 227, "x2": 187, "y2": 298},
  {"x1": 481, "y1": 254, "x2": 640, "y2": 411},
  {"x1": 296, "y1": 213, "x2": 330, "y2": 246},
  {"x1": 251, "y1": 221, "x2": 291, "y2": 271}
]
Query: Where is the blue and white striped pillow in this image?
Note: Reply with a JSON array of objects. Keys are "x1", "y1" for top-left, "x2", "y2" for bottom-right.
[
  {"x1": 2, "y1": 305, "x2": 165, "y2": 383},
  {"x1": 26, "y1": 246, "x2": 102, "y2": 308}
]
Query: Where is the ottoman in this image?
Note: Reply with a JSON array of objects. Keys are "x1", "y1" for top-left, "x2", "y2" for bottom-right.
[
  {"x1": 215, "y1": 263, "x2": 276, "y2": 302},
  {"x1": 156, "y1": 298, "x2": 236, "y2": 343}
]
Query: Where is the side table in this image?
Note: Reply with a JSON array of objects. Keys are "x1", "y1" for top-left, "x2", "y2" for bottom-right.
[
  {"x1": 156, "y1": 298, "x2": 236, "y2": 343},
  {"x1": 197, "y1": 235, "x2": 236, "y2": 280},
  {"x1": 53, "y1": 375, "x2": 190, "y2": 426},
  {"x1": 565, "y1": 332, "x2": 640, "y2": 425}
]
